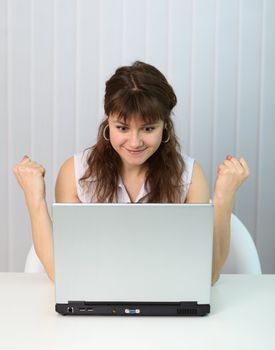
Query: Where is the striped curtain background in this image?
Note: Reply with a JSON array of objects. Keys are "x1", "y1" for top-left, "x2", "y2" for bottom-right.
[{"x1": 0, "y1": 0, "x2": 274, "y2": 272}]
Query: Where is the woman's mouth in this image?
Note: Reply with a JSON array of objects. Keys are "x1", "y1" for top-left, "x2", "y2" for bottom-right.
[{"x1": 125, "y1": 148, "x2": 147, "y2": 155}]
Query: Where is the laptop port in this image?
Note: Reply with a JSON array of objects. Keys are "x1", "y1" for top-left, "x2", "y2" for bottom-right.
[
  {"x1": 79, "y1": 308, "x2": 86, "y2": 312},
  {"x1": 87, "y1": 308, "x2": 94, "y2": 312},
  {"x1": 125, "y1": 308, "x2": 140, "y2": 315},
  {"x1": 67, "y1": 306, "x2": 74, "y2": 313}
]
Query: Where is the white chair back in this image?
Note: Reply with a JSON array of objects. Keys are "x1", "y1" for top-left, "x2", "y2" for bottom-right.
[
  {"x1": 24, "y1": 244, "x2": 45, "y2": 273},
  {"x1": 221, "y1": 214, "x2": 262, "y2": 274}
]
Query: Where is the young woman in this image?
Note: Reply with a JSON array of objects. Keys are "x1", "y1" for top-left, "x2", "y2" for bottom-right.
[{"x1": 13, "y1": 61, "x2": 250, "y2": 284}]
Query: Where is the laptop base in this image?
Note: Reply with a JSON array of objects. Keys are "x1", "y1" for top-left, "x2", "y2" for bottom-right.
[{"x1": 56, "y1": 301, "x2": 210, "y2": 316}]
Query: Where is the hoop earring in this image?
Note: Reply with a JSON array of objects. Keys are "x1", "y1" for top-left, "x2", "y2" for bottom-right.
[
  {"x1": 162, "y1": 130, "x2": 170, "y2": 144},
  {"x1": 103, "y1": 124, "x2": 110, "y2": 141}
]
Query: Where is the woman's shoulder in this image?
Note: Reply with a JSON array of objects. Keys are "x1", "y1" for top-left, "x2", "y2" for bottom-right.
[
  {"x1": 55, "y1": 156, "x2": 79, "y2": 202},
  {"x1": 56, "y1": 147, "x2": 91, "y2": 187},
  {"x1": 56, "y1": 156, "x2": 75, "y2": 181},
  {"x1": 60, "y1": 155, "x2": 75, "y2": 170}
]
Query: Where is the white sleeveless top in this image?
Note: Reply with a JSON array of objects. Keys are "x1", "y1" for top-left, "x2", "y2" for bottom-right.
[{"x1": 74, "y1": 148, "x2": 195, "y2": 203}]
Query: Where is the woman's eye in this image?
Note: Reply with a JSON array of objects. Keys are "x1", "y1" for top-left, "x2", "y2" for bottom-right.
[
  {"x1": 144, "y1": 126, "x2": 155, "y2": 132},
  {"x1": 117, "y1": 126, "x2": 128, "y2": 132}
]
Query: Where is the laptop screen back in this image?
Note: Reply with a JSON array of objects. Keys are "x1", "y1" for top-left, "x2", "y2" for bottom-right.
[{"x1": 53, "y1": 203, "x2": 213, "y2": 305}]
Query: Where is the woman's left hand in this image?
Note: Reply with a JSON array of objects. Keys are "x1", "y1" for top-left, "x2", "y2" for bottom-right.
[{"x1": 213, "y1": 155, "x2": 250, "y2": 206}]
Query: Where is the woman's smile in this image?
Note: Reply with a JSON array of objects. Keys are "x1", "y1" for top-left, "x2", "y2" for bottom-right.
[{"x1": 124, "y1": 147, "x2": 147, "y2": 156}]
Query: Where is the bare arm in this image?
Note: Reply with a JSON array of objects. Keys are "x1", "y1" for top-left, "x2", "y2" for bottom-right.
[
  {"x1": 186, "y1": 157, "x2": 250, "y2": 286},
  {"x1": 13, "y1": 155, "x2": 79, "y2": 281},
  {"x1": 211, "y1": 155, "x2": 250, "y2": 283},
  {"x1": 185, "y1": 161, "x2": 218, "y2": 284},
  {"x1": 26, "y1": 200, "x2": 54, "y2": 280}
]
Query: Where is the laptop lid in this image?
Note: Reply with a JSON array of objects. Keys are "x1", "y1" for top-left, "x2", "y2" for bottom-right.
[{"x1": 52, "y1": 203, "x2": 214, "y2": 316}]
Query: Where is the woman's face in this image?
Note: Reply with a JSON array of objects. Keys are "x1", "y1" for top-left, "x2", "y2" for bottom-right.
[{"x1": 108, "y1": 114, "x2": 164, "y2": 170}]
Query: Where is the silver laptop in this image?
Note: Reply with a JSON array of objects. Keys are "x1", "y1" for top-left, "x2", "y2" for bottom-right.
[{"x1": 52, "y1": 203, "x2": 214, "y2": 316}]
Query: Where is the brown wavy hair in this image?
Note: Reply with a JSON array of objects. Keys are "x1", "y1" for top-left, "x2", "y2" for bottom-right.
[{"x1": 80, "y1": 61, "x2": 185, "y2": 202}]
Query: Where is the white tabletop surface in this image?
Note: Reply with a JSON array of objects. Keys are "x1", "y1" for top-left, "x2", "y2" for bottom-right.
[{"x1": 0, "y1": 273, "x2": 274, "y2": 350}]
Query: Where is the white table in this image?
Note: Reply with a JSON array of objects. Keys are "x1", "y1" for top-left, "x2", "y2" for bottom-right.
[{"x1": 0, "y1": 273, "x2": 274, "y2": 350}]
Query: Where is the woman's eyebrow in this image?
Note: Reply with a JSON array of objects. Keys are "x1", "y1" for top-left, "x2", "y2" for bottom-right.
[
  {"x1": 111, "y1": 120, "x2": 159, "y2": 126},
  {"x1": 141, "y1": 122, "x2": 158, "y2": 126},
  {"x1": 112, "y1": 120, "x2": 128, "y2": 125}
]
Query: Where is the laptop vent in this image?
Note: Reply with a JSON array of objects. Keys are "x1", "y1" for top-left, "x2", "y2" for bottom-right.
[{"x1": 177, "y1": 308, "x2": 197, "y2": 316}]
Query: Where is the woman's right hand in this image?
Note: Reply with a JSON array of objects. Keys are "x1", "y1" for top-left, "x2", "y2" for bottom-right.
[{"x1": 13, "y1": 155, "x2": 46, "y2": 206}]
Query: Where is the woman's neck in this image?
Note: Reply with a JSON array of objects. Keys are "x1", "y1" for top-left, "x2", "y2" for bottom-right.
[{"x1": 120, "y1": 164, "x2": 147, "y2": 182}]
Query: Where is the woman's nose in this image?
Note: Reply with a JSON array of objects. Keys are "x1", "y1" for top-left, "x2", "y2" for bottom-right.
[{"x1": 128, "y1": 131, "x2": 143, "y2": 148}]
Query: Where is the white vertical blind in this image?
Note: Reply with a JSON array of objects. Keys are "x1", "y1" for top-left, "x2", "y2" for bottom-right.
[
  {"x1": 0, "y1": 0, "x2": 9, "y2": 271},
  {"x1": 8, "y1": 0, "x2": 32, "y2": 271},
  {"x1": 212, "y1": 0, "x2": 239, "y2": 191},
  {"x1": 256, "y1": 0, "x2": 275, "y2": 273},
  {"x1": 0, "y1": 0, "x2": 274, "y2": 273},
  {"x1": 234, "y1": 0, "x2": 263, "y2": 244}
]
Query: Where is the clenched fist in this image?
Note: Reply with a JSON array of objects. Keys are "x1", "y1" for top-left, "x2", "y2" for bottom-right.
[
  {"x1": 214, "y1": 155, "x2": 250, "y2": 206},
  {"x1": 13, "y1": 155, "x2": 46, "y2": 205}
]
